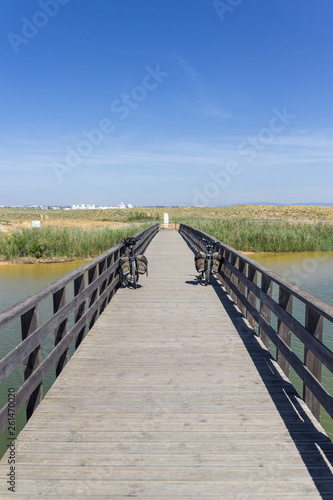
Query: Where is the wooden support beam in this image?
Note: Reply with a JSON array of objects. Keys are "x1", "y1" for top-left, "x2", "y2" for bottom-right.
[
  {"x1": 304, "y1": 305, "x2": 324, "y2": 421},
  {"x1": 21, "y1": 306, "x2": 41, "y2": 420},
  {"x1": 277, "y1": 285, "x2": 293, "y2": 377},
  {"x1": 53, "y1": 287, "x2": 68, "y2": 377}
]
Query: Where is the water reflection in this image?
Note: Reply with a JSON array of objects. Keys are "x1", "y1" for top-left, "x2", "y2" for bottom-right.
[{"x1": 0, "y1": 261, "x2": 87, "y2": 313}]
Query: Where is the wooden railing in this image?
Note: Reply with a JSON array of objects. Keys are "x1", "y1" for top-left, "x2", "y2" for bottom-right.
[
  {"x1": 0, "y1": 223, "x2": 159, "y2": 434},
  {"x1": 180, "y1": 223, "x2": 333, "y2": 422}
]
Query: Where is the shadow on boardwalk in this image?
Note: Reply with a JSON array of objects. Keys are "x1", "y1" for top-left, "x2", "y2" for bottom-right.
[
  {"x1": 213, "y1": 283, "x2": 333, "y2": 496},
  {"x1": 181, "y1": 233, "x2": 333, "y2": 498}
]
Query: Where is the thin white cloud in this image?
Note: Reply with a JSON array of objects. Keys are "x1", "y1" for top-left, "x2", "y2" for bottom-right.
[
  {"x1": 1, "y1": 129, "x2": 333, "y2": 179},
  {"x1": 170, "y1": 52, "x2": 198, "y2": 79},
  {"x1": 201, "y1": 105, "x2": 232, "y2": 119}
]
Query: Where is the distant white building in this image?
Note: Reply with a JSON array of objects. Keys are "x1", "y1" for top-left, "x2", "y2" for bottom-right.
[{"x1": 70, "y1": 203, "x2": 131, "y2": 210}]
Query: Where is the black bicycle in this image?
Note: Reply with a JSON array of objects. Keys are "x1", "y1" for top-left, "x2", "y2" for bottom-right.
[
  {"x1": 196, "y1": 238, "x2": 218, "y2": 286},
  {"x1": 119, "y1": 236, "x2": 142, "y2": 289}
]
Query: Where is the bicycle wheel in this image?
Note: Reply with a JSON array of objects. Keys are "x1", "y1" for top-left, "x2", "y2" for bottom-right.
[
  {"x1": 119, "y1": 269, "x2": 126, "y2": 286},
  {"x1": 131, "y1": 260, "x2": 138, "y2": 289},
  {"x1": 205, "y1": 258, "x2": 211, "y2": 286}
]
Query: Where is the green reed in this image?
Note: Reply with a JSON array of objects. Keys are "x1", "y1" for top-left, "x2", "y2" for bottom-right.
[
  {"x1": 0, "y1": 224, "x2": 150, "y2": 261},
  {"x1": 188, "y1": 220, "x2": 333, "y2": 252}
]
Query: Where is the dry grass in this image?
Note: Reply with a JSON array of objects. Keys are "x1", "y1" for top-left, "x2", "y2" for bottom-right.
[
  {"x1": 1, "y1": 205, "x2": 333, "y2": 233},
  {"x1": 0, "y1": 218, "x2": 132, "y2": 234}
]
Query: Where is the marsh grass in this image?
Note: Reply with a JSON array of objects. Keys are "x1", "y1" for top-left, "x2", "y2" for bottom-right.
[
  {"x1": 189, "y1": 219, "x2": 333, "y2": 252},
  {"x1": 0, "y1": 224, "x2": 150, "y2": 262}
]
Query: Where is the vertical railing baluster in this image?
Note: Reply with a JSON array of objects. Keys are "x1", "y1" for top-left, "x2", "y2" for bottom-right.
[
  {"x1": 53, "y1": 287, "x2": 68, "y2": 377},
  {"x1": 218, "y1": 246, "x2": 227, "y2": 289},
  {"x1": 259, "y1": 274, "x2": 272, "y2": 349},
  {"x1": 88, "y1": 264, "x2": 98, "y2": 330},
  {"x1": 303, "y1": 305, "x2": 323, "y2": 420},
  {"x1": 229, "y1": 253, "x2": 238, "y2": 303},
  {"x1": 74, "y1": 273, "x2": 86, "y2": 349},
  {"x1": 105, "y1": 253, "x2": 113, "y2": 303},
  {"x1": 246, "y1": 264, "x2": 258, "y2": 330},
  {"x1": 276, "y1": 285, "x2": 293, "y2": 377},
  {"x1": 99, "y1": 258, "x2": 107, "y2": 315},
  {"x1": 237, "y1": 258, "x2": 247, "y2": 316},
  {"x1": 224, "y1": 249, "x2": 231, "y2": 296},
  {"x1": 21, "y1": 306, "x2": 41, "y2": 420},
  {"x1": 109, "y1": 250, "x2": 118, "y2": 302}
]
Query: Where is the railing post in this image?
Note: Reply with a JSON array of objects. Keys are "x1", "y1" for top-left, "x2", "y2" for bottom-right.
[
  {"x1": 229, "y1": 253, "x2": 238, "y2": 303},
  {"x1": 99, "y1": 258, "x2": 108, "y2": 315},
  {"x1": 109, "y1": 250, "x2": 119, "y2": 302},
  {"x1": 246, "y1": 264, "x2": 258, "y2": 330},
  {"x1": 223, "y1": 249, "x2": 231, "y2": 296},
  {"x1": 88, "y1": 264, "x2": 98, "y2": 330},
  {"x1": 303, "y1": 305, "x2": 323, "y2": 420},
  {"x1": 237, "y1": 257, "x2": 247, "y2": 316},
  {"x1": 259, "y1": 275, "x2": 272, "y2": 349},
  {"x1": 53, "y1": 287, "x2": 68, "y2": 377},
  {"x1": 217, "y1": 246, "x2": 226, "y2": 289},
  {"x1": 21, "y1": 306, "x2": 41, "y2": 420},
  {"x1": 74, "y1": 273, "x2": 86, "y2": 349},
  {"x1": 276, "y1": 285, "x2": 293, "y2": 377}
]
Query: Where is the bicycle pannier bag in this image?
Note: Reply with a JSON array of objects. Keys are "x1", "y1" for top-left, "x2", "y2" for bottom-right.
[
  {"x1": 212, "y1": 252, "x2": 222, "y2": 272},
  {"x1": 194, "y1": 251, "x2": 205, "y2": 273},
  {"x1": 119, "y1": 256, "x2": 130, "y2": 276},
  {"x1": 136, "y1": 254, "x2": 148, "y2": 274}
]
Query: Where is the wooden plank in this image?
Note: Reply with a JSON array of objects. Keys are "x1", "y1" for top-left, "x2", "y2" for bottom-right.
[{"x1": 0, "y1": 479, "x2": 330, "y2": 498}]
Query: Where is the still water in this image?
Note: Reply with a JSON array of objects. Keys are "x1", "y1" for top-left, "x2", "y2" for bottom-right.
[
  {"x1": 0, "y1": 254, "x2": 333, "y2": 457},
  {"x1": 0, "y1": 261, "x2": 87, "y2": 314}
]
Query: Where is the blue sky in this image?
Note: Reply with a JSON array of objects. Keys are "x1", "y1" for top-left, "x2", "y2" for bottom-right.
[{"x1": 1, "y1": 0, "x2": 333, "y2": 207}]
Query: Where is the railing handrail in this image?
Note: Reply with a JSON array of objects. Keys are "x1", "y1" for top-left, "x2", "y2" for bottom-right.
[
  {"x1": 0, "y1": 223, "x2": 160, "y2": 434},
  {"x1": 179, "y1": 222, "x2": 333, "y2": 423}
]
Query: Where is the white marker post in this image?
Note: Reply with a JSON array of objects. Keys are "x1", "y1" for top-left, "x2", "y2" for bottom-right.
[
  {"x1": 164, "y1": 213, "x2": 169, "y2": 229},
  {"x1": 32, "y1": 221, "x2": 40, "y2": 228}
]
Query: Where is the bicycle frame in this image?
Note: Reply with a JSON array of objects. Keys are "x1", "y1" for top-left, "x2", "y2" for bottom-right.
[
  {"x1": 201, "y1": 238, "x2": 216, "y2": 286},
  {"x1": 120, "y1": 237, "x2": 140, "y2": 288}
]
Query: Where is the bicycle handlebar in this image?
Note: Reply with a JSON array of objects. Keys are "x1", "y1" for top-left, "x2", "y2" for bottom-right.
[
  {"x1": 118, "y1": 236, "x2": 143, "y2": 246},
  {"x1": 201, "y1": 237, "x2": 216, "y2": 246}
]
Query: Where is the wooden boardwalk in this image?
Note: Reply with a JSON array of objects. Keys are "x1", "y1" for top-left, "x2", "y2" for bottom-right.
[{"x1": 1, "y1": 229, "x2": 333, "y2": 498}]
